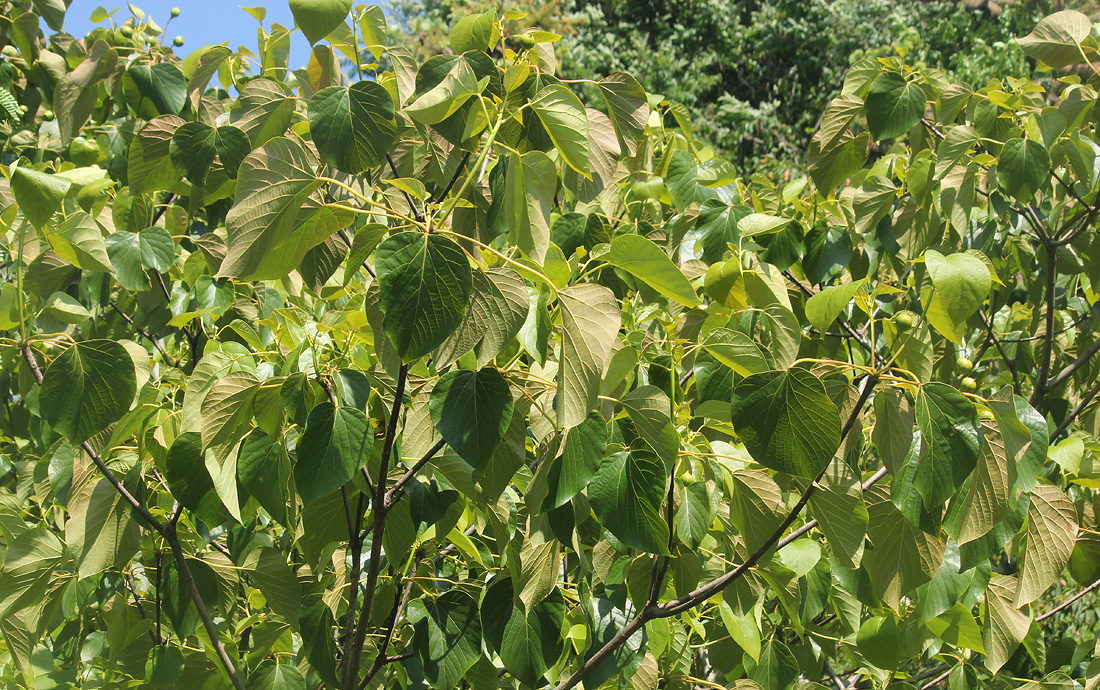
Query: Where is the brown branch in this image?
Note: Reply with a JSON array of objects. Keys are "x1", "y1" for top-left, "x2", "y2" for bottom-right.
[
  {"x1": 359, "y1": 552, "x2": 420, "y2": 689},
  {"x1": 384, "y1": 438, "x2": 447, "y2": 509},
  {"x1": 1050, "y1": 378, "x2": 1100, "y2": 442},
  {"x1": 166, "y1": 524, "x2": 247, "y2": 690},
  {"x1": 431, "y1": 150, "x2": 472, "y2": 203},
  {"x1": 24, "y1": 342, "x2": 244, "y2": 688},
  {"x1": 1036, "y1": 576, "x2": 1100, "y2": 622},
  {"x1": 1045, "y1": 336, "x2": 1100, "y2": 393},
  {"x1": 1032, "y1": 239, "x2": 1058, "y2": 405},
  {"x1": 125, "y1": 570, "x2": 159, "y2": 645},
  {"x1": 343, "y1": 364, "x2": 408, "y2": 687},
  {"x1": 978, "y1": 310, "x2": 1022, "y2": 396}
]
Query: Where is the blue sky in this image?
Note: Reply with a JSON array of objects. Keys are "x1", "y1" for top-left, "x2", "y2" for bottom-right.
[{"x1": 65, "y1": 1, "x2": 316, "y2": 69}]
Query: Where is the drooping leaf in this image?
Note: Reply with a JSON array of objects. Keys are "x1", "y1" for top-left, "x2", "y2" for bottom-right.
[
  {"x1": 165, "y1": 432, "x2": 214, "y2": 513},
  {"x1": 984, "y1": 575, "x2": 1029, "y2": 673},
  {"x1": 66, "y1": 457, "x2": 141, "y2": 578},
  {"x1": 123, "y1": 63, "x2": 187, "y2": 118},
  {"x1": 997, "y1": 137, "x2": 1050, "y2": 202},
  {"x1": 589, "y1": 449, "x2": 669, "y2": 554},
  {"x1": 529, "y1": 84, "x2": 591, "y2": 176},
  {"x1": 609, "y1": 234, "x2": 700, "y2": 307},
  {"x1": 247, "y1": 661, "x2": 306, "y2": 690},
  {"x1": 289, "y1": 0, "x2": 353, "y2": 44},
  {"x1": 308, "y1": 81, "x2": 397, "y2": 174},
  {"x1": 865, "y1": 71, "x2": 925, "y2": 140},
  {"x1": 11, "y1": 167, "x2": 70, "y2": 229},
  {"x1": 219, "y1": 137, "x2": 328, "y2": 280},
  {"x1": 545, "y1": 411, "x2": 607, "y2": 509},
  {"x1": 557, "y1": 284, "x2": 621, "y2": 428},
  {"x1": 481, "y1": 577, "x2": 566, "y2": 687},
  {"x1": 913, "y1": 383, "x2": 981, "y2": 511},
  {"x1": 294, "y1": 403, "x2": 373, "y2": 505},
  {"x1": 430, "y1": 367, "x2": 513, "y2": 470},
  {"x1": 1015, "y1": 483, "x2": 1078, "y2": 606},
  {"x1": 1016, "y1": 10, "x2": 1092, "y2": 68},
  {"x1": 408, "y1": 587, "x2": 484, "y2": 690},
  {"x1": 863, "y1": 485, "x2": 946, "y2": 611},
  {"x1": 924, "y1": 250, "x2": 991, "y2": 344},
  {"x1": 730, "y1": 368, "x2": 841, "y2": 479},
  {"x1": 376, "y1": 232, "x2": 473, "y2": 361},
  {"x1": 598, "y1": 72, "x2": 649, "y2": 157},
  {"x1": 237, "y1": 428, "x2": 294, "y2": 525},
  {"x1": 170, "y1": 122, "x2": 252, "y2": 184},
  {"x1": 39, "y1": 340, "x2": 136, "y2": 444}
]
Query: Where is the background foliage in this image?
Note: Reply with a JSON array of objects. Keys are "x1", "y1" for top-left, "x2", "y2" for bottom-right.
[{"x1": 0, "y1": 2, "x2": 1098, "y2": 690}]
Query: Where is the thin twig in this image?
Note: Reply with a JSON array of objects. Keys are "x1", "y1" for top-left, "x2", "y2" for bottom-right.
[
  {"x1": 1050, "y1": 378, "x2": 1100, "y2": 442},
  {"x1": 1036, "y1": 576, "x2": 1100, "y2": 622},
  {"x1": 386, "y1": 153, "x2": 424, "y2": 223},
  {"x1": 385, "y1": 438, "x2": 447, "y2": 509},
  {"x1": 125, "y1": 570, "x2": 159, "y2": 645},
  {"x1": 431, "y1": 150, "x2": 472, "y2": 203},
  {"x1": 109, "y1": 301, "x2": 176, "y2": 366},
  {"x1": 343, "y1": 364, "x2": 409, "y2": 687},
  {"x1": 978, "y1": 310, "x2": 1022, "y2": 396},
  {"x1": 1045, "y1": 336, "x2": 1100, "y2": 393}
]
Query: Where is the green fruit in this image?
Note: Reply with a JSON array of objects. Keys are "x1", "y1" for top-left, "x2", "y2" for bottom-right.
[
  {"x1": 893, "y1": 312, "x2": 915, "y2": 330},
  {"x1": 43, "y1": 109, "x2": 54, "y2": 121},
  {"x1": 857, "y1": 616, "x2": 901, "y2": 669},
  {"x1": 121, "y1": 25, "x2": 134, "y2": 38},
  {"x1": 171, "y1": 7, "x2": 181, "y2": 17},
  {"x1": 69, "y1": 136, "x2": 100, "y2": 166},
  {"x1": 173, "y1": 36, "x2": 185, "y2": 47},
  {"x1": 513, "y1": 35, "x2": 537, "y2": 50},
  {"x1": 961, "y1": 377, "x2": 978, "y2": 392},
  {"x1": 956, "y1": 357, "x2": 974, "y2": 373}
]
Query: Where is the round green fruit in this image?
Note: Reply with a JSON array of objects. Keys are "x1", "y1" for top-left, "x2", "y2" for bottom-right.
[
  {"x1": 513, "y1": 35, "x2": 537, "y2": 50},
  {"x1": 956, "y1": 357, "x2": 974, "y2": 373},
  {"x1": 857, "y1": 616, "x2": 901, "y2": 669},
  {"x1": 172, "y1": 36, "x2": 185, "y2": 47},
  {"x1": 120, "y1": 25, "x2": 134, "y2": 38},
  {"x1": 961, "y1": 377, "x2": 978, "y2": 392},
  {"x1": 69, "y1": 137, "x2": 100, "y2": 166},
  {"x1": 43, "y1": 109, "x2": 54, "y2": 121},
  {"x1": 171, "y1": 7, "x2": 181, "y2": 17},
  {"x1": 894, "y1": 312, "x2": 915, "y2": 330}
]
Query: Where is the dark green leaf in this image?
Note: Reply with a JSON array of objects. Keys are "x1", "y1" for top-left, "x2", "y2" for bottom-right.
[
  {"x1": 308, "y1": 81, "x2": 397, "y2": 174},
  {"x1": 294, "y1": 402, "x2": 373, "y2": 505},
  {"x1": 589, "y1": 449, "x2": 669, "y2": 554},
  {"x1": 481, "y1": 577, "x2": 566, "y2": 686},
  {"x1": 377, "y1": 231, "x2": 472, "y2": 362},
  {"x1": 430, "y1": 367, "x2": 513, "y2": 470},
  {"x1": 913, "y1": 383, "x2": 980, "y2": 511},
  {"x1": 730, "y1": 368, "x2": 841, "y2": 479},
  {"x1": 865, "y1": 71, "x2": 924, "y2": 140},
  {"x1": 40, "y1": 340, "x2": 136, "y2": 445}
]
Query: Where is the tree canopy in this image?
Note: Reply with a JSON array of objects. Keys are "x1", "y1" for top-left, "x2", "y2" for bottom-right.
[{"x1": 0, "y1": 2, "x2": 1098, "y2": 690}]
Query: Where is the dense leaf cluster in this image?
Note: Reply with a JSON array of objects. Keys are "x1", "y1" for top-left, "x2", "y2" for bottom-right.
[{"x1": 0, "y1": 3, "x2": 1097, "y2": 690}]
